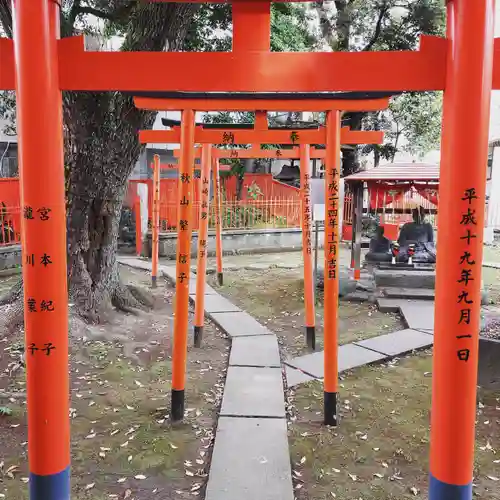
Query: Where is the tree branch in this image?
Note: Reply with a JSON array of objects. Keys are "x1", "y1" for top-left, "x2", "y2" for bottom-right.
[
  {"x1": 363, "y1": 3, "x2": 388, "y2": 51},
  {"x1": 68, "y1": 0, "x2": 83, "y2": 30},
  {"x1": 72, "y1": 1, "x2": 138, "y2": 24},
  {"x1": 0, "y1": 0, "x2": 13, "y2": 38}
]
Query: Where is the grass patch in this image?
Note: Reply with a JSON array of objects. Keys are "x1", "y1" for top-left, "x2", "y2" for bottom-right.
[{"x1": 288, "y1": 352, "x2": 500, "y2": 499}]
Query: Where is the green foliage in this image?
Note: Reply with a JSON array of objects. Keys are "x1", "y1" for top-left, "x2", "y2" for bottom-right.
[
  {"x1": 389, "y1": 91, "x2": 443, "y2": 157},
  {"x1": 0, "y1": 406, "x2": 13, "y2": 417},
  {"x1": 362, "y1": 92, "x2": 442, "y2": 162},
  {"x1": 184, "y1": 4, "x2": 232, "y2": 52},
  {"x1": 270, "y1": 3, "x2": 317, "y2": 52},
  {"x1": 247, "y1": 182, "x2": 264, "y2": 200}
]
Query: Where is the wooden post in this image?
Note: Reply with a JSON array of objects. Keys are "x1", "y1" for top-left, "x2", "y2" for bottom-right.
[
  {"x1": 232, "y1": 0, "x2": 271, "y2": 52},
  {"x1": 171, "y1": 109, "x2": 196, "y2": 422},
  {"x1": 299, "y1": 144, "x2": 316, "y2": 349},
  {"x1": 194, "y1": 145, "x2": 212, "y2": 347},
  {"x1": 13, "y1": 0, "x2": 70, "y2": 497},
  {"x1": 323, "y1": 110, "x2": 341, "y2": 426},
  {"x1": 353, "y1": 182, "x2": 363, "y2": 280},
  {"x1": 151, "y1": 154, "x2": 160, "y2": 287},
  {"x1": 134, "y1": 197, "x2": 142, "y2": 257},
  {"x1": 213, "y1": 159, "x2": 224, "y2": 285},
  {"x1": 429, "y1": 0, "x2": 495, "y2": 498}
]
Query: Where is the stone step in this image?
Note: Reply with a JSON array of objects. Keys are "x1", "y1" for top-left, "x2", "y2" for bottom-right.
[
  {"x1": 382, "y1": 287, "x2": 435, "y2": 301},
  {"x1": 376, "y1": 298, "x2": 403, "y2": 313},
  {"x1": 373, "y1": 268, "x2": 435, "y2": 289}
]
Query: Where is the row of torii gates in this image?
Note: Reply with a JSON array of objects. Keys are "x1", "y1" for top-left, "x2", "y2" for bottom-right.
[{"x1": 0, "y1": 0, "x2": 496, "y2": 498}]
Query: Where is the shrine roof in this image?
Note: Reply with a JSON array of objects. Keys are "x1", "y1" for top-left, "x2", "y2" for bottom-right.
[{"x1": 344, "y1": 162, "x2": 439, "y2": 183}]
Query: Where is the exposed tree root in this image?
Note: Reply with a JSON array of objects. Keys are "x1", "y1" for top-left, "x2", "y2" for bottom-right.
[
  {"x1": 0, "y1": 278, "x2": 23, "y2": 306},
  {"x1": 111, "y1": 282, "x2": 153, "y2": 315},
  {"x1": 1, "y1": 297, "x2": 25, "y2": 334},
  {"x1": 0, "y1": 277, "x2": 154, "y2": 335}
]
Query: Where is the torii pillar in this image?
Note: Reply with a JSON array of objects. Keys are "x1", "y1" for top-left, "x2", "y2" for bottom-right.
[
  {"x1": 430, "y1": 0, "x2": 495, "y2": 498},
  {"x1": 12, "y1": 1, "x2": 70, "y2": 499}
]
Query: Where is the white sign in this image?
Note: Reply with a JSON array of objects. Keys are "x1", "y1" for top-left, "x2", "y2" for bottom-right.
[{"x1": 313, "y1": 204, "x2": 325, "y2": 222}]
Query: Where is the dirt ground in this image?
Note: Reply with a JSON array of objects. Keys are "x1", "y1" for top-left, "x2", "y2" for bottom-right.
[
  {"x1": 210, "y1": 268, "x2": 402, "y2": 359},
  {"x1": 0, "y1": 265, "x2": 229, "y2": 500},
  {"x1": 288, "y1": 351, "x2": 500, "y2": 500}
]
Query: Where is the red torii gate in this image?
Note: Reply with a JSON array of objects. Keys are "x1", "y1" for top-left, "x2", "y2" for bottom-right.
[
  {"x1": 145, "y1": 118, "x2": 385, "y2": 353},
  {"x1": 0, "y1": 0, "x2": 495, "y2": 499}
]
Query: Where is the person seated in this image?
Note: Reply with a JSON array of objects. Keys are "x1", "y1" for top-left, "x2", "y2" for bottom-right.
[
  {"x1": 397, "y1": 207, "x2": 436, "y2": 263},
  {"x1": 366, "y1": 226, "x2": 392, "y2": 262}
]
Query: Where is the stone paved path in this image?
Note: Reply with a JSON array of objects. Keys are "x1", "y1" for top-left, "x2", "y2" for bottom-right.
[
  {"x1": 118, "y1": 256, "x2": 294, "y2": 500},
  {"x1": 286, "y1": 298, "x2": 435, "y2": 385},
  {"x1": 117, "y1": 255, "x2": 437, "y2": 499}
]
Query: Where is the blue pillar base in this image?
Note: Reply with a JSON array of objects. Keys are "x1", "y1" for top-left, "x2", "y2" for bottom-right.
[
  {"x1": 429, "y1": 474, "x2": 472, "y2": 500},
  {"x1": 30, "y1": 467, "x2": 70, "y2": 500}
]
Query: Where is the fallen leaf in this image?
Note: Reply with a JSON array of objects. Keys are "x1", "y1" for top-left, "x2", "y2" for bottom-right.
[
  {"x1": 348, "y1": 473, "x2": 357, "y2": 481},
  {"x1": 135, "y1": 474, "x2": 146, "y2": 480},
  {"x1": 185, "y1": 470, "x2": 194, "y2": 477},
  {"x1": 117, "y1": 478, "x2": 127, "y2": 483},
  {"x1": 85, "y1": 483, "x2": 95, "y2": 490},
  {"x1": 487, "y1": 476, "x2": 500, "y2": 481},
  {"x1": 373, "y1": 473, "x2": 384, "y2": 478}
]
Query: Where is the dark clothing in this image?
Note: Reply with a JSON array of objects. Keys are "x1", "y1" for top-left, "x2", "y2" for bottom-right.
[
  {"x1": 398, "y1": 222, "x2": 434, "y2": 246},
  {"x1": 369, "y1": 235, "x2": 391, "y2": 254}
]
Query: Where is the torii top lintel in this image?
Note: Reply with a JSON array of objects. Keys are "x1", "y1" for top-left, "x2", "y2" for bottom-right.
[{"x1": 2, "y1": 0, "x2": 500, "y2": 92}]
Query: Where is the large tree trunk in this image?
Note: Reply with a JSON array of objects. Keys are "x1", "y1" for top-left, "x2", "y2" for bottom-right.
[
  {"x1": 63, "y1": 4, "x2": 199, "y2": 322},
  {"x1": 2, "y1": 3, "x2": 200, "y2": 327}
]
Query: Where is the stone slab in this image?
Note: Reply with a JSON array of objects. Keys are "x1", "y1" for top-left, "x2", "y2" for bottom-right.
[
  {"x1": 338, "y1": 343, "x2": 387, "y2": 372},
  {"x1": 354, "y1": 328, "x2": 434, "y2": 356},
  {"x1": 373, "y1": 268, "x2": 436, "y2": 289},
  {"x1": 417, "y1": 328, "x2": 434, "y2": 335},
  {"x1": 376, "y1": 298, "x2": 402, "y2": 313},
  {"x1": 205, "y1": 417, "x2": 294, "y2": 500},
  {"x1": 287, "y1": 344, "x2": 387, "y2": 379},
  {"x1": 210, "y1": 311, "x2": 274, "y2": 338},
  {"x1": 190, "y1": 293, "x2": 241, "y2": 313},
  {"x1": 399, "y1": 301, "x2": 435, "y2": 331},
  {"x1": 286, "y1": 351, "x2": 323, "y2": 378},
  {"x1": 220, "y1": 366, "x2": 285, "y2": 418},
  {"x1": 285, "y1": 366, "x2": 316, "y2": 387},
  {"x1": 230, "y1": 336, "x2": 281, "y2": 368},
  {"x1": 341, "y1": 291, "x2": 370, "y2": 303},
  {"x1": 383, "y1": 287, "x2": 435, "y2": 300},
  {"x1": 118, "y1": 257, "x2": 152, "y2": 272}
]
